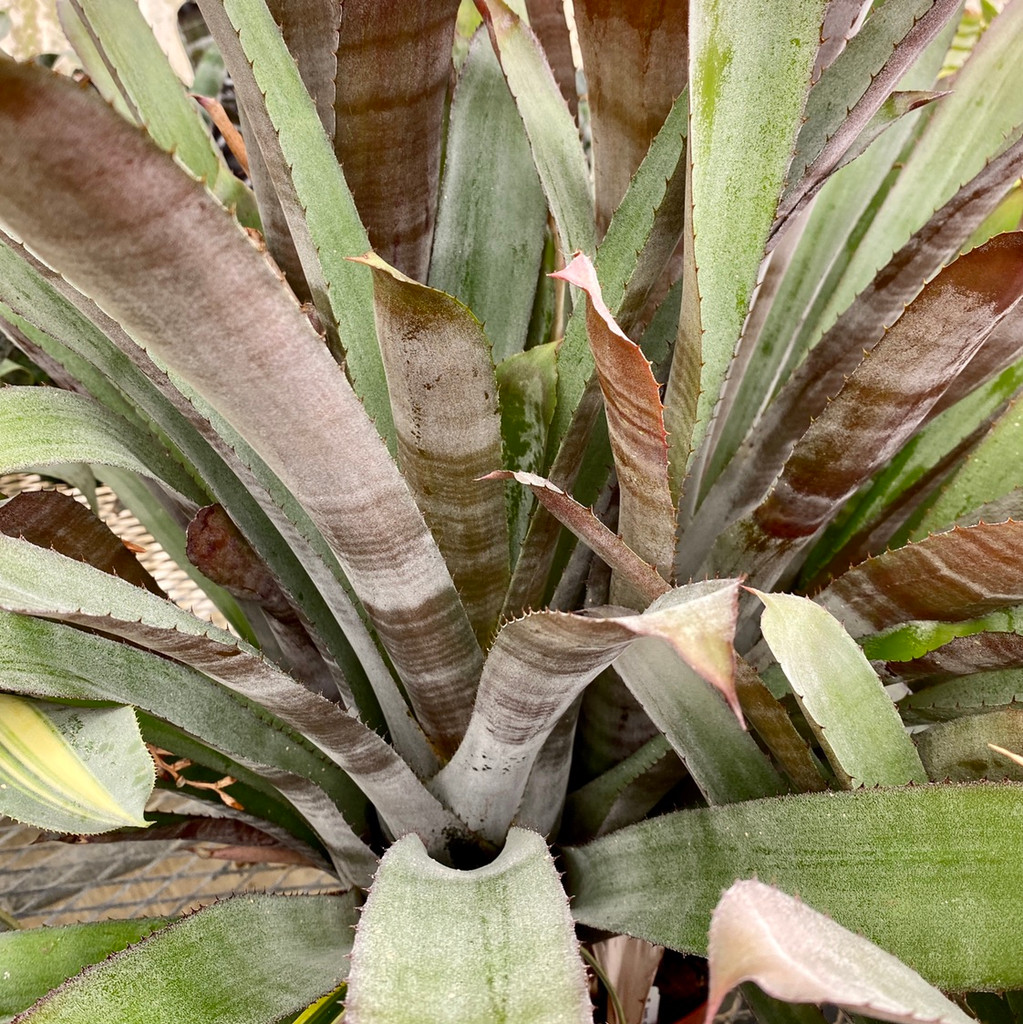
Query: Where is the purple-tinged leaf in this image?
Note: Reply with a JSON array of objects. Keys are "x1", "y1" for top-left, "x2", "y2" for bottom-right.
[
  {"x1": 551, "y1": 252, "x2": 674, "y2": 602},
  {"x1": 688, "y1": 136, "x2": 1023, "y2": 546},
  {"x1": 524, "y1": 0, "x2": 578, "y2": 117},
  {"x1": 891, "y1": 632, "x2": 1023, "y2": 685},
  {"x1": 334, "y1": 0, "x2": 461, "y2": 282},
  {"x1": 264, "y1": 0, "x2": 340, "y2": 142},
  {"x1": 431, "y1": 582, "x2": 742, "y2": 841},
  {"x1": 778, "y1": 0, "x2": 960, "y2": 233},
  {"x1": 0, "y1": 58, "x2": 482, "y2": 761},
  {"x1": 817, "y1": 520, "x2": 1023, "y2": 637},
  {"x1": 705, "y1": 880, "x2": 973, "y2": 1024},
  {"x1": 485, "y1": 470, "x2": 669, "y2": 608},
  {"x1": 573, "y1": 0, "x2": 687, "y2": 234},
  {"x1": 353, "y1": 252, "x2": 509, "y2": 647},
  {"x1": 812, "y1": 0, "x2": 869, "y2": 82},
  {"x1": 737, "y1": 234, "x2": 1023, "y2": 584},
  {"x1": 0, "y1": 490, "x2": 161, "y2": 596}
]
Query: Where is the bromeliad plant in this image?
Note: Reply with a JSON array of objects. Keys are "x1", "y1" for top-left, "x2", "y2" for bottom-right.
[{"x1": 2, "y1": 0, "x2": 1023, "y2": 1020}]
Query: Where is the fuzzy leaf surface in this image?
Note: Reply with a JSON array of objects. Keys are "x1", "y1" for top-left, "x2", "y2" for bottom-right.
[
  {"x1": 565, "y1": 783, "x2": 1023, "y2": 991},
  {"x1": 916, "y1": 708, "x2": 1023, "y2": 782},
  {"x1": 198, "y1": 0, "x2": 391, "y2": 441},
  {"x1": 754, "y1": 592, "x2": 926, "y2": 787},
  {"x1": 432, "y1": 582, "x2": 742, "y2": 842},
  {"x1": 0, "y1": 696, "x2": 152, "y2": 833},
  {"x1": 0, "y1": 918, "x2": 171, "y2": 1019},
  {"x1": 333, "y1": 0, "x2": 460, "y2": 281},
  {"x1": 345, "y1": 829, "x2": 590, "y2": 1024},
  {"x1": 429, "y1": 29, "x2": 547, "y2": 364},
  {"x1": 680, "y1": 0, "x2": 827, "y2": 474},
  {"x1": 354, "y1": 252, "x2": 509, "y2": 647},
  {"x1": 0, "y1": 58, "x2": 482, "y2": 761},
  {"x1": 705, "y1": 880, "x2": 973, "y2": 1024},
  {"x1": 70, "y1": 0, "x2": 257, "y2": 225},
  {"x1": 17, "y1": 893, "x2": 357, "y2": 1024}
]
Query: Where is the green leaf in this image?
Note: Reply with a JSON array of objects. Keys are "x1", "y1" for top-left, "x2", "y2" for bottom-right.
[
  {"x1": 476, "y1": 0, "x2": 596, "y2": 261},
  {"x1": 899, "y1": 669, "x2": 1023, "y2": 724},
  {"x1": 613, "y1": 597, "x2": 788, "y2": 806},
  {"x1": 754, "y1": 592, "x2": 927, "y2": 788},
  {"x1": 496, "y1": 342, "x2": 559, "y2": 564},
  {"x1": 0, "y1": 918, "x2": 171, "y2": 1019},
  {"x1": 916, "y1": 708, "x2": 1023, "y2": 781},
  {"x1": 816, "y1": 0, "x2": 1023, "y2": 339},
  {"x1": 677, "y1": 0, "x2": 828, "y2": 487},
  {"x1": 429, "y1": 29, "x2": 547, "y2": 363},
  {"x1": 353, "y1": 252, "x2": 509, "y2": 648},
  {"x1": 0, "y1": 695, "x2": 152, "y2": 833},
  {"x1": 69, "y1": 0, "x2": 258, "y2": 226},
  {"x1": 345, "y1": 829, "x2": 591, "y2": 1024},
  {"x1": 706, "y1": 880, "x2": 973, "y2": 1024},
  {"x1": 18, "y1": 893, "x2": 357, "y2": 1024},
  {"x1": 565, "y1": 783, "x2": 1023, "y2": 991},
  {"x1": 0, "y1": 386, "x2": 201, "y2": 504}
]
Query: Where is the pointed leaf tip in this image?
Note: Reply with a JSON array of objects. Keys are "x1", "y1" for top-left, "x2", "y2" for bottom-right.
[{"x1": 706, "y1": 880, "x2": 973, "y2": 1024}]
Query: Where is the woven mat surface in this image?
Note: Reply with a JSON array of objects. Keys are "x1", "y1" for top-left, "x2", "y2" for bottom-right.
[{"x1": 0, "y1": 474, "x2": 340, "y2": 927}]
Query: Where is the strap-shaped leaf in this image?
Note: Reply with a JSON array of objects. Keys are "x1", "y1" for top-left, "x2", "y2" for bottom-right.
[
  {"x1": 353, "y1": 252, "x2": 509, "y2": 647},
  {"x1": 685, "y1": 101, "x2": 1023, "y2": 549},
  {"x1": 18, "y1": 893, "x2": 357, "y2": 1024},
  {"x1": 345, "y1": 829, "x2": 591, "y2": 1024},
  {"x1": 729, "y1": 234, "x2": 1023, "y2": 585},
  {"x1": 431, "y1": 581, "x2": 742, "y2": 842},
  {"x1": 613, "y1": 617, "x2": 788, "y2": 806},
  {"x1": 678, "y1": 0, "x2": 827, "y2": 484},
  {"x1": 196, "y1": 0, "x2": 392, "y2": 442},
  {"x1": 816, "y1": 0, "x2": 1023, "y2": 341},
  {"x1": 428, "y1": 29, "x2": 547, "y2": 363},
  {"x1": 69, "y1": 0, "x2": 258, "y2": 226},
  {"x1": 476, "y1": 0, "x2": 595, "y2": 262},
  {"x1": 0, "y1": 695, "x2": 152, "y2": 833},
  {"x1": 573, "y1": 0, "x2": 687, "y2": 235},
  {"x1": 779, "y1": 0, "x2": 960, "y2": 229},
  {"x1": 889, "y1": 631, "x2": 1023, "y2": 685},
  {"x1": 551, "y1": 253, "x2": 674, "y2": 602},
  {"x1": 565, "y1": 782, "x2": 1023, "y2": 991},
  {"x1": 818, "y1": 520, "x2": 1023, "y2": 637},
  {"x1": 899, "y1": 668, "x2": 1023, "y2": 724},
  {"x1": 496, "y1": 343, "x2": 559, "y2": 563},
  {"x1": 0, "y1": 58, "x2": 483, "y2": 761},
  {"x1": 705, "y1": 880, "x2": 973, "y2": 1024},
  {"x1": 486, "y1": 470, "x2": 669, "y2": 608},
  {"x1": 0, "y1": 540, "x2": 461, "y2": 854},
  {"x1": 0, "y1": 918, "x2": 171, "y2": 1019},
  {"x1": 0, "y1": 236, "x2": 404, "y2": 742},
  {"x1": 333, "y1": 0, "x2": 461, "y2": 282},
  {"x1": 0, "y1": 386, "x2": 201, "y2": 504},
  {"x1": 754, "y1": 591, "x2": 927, "y2": 788}
]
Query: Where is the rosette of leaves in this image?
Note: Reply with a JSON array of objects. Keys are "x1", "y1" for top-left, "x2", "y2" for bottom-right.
[{"x1": 1, "y1": 1, "x2": 1023, "y2": 1022}]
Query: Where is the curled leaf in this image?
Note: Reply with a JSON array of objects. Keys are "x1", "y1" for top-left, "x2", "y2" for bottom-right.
[{"x1": 706, "y1": 880, "x2": 973, "y2": 1024}]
